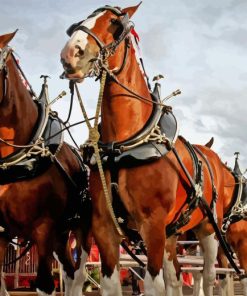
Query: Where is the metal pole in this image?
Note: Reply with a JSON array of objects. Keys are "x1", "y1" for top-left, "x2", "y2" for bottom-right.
[
  {"x1": 14, "y1": 245, "x2": 20, "y2": 289},
  {"x1": 59, "y1": 263, "x2": 63, "y2": 296}
]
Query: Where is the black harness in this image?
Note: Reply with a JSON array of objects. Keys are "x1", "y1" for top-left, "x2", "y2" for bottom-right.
[
  {"x1": 222, "y1": 157, "x2": 247, "y2": 233},
  {"x1": 95, "y1": 83, "x2": 178, "y2": 166}
]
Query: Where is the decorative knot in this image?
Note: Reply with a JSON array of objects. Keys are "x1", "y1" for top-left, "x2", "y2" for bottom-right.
[{"x1": 89, "y1": 128, "x2": 100, "y2": 143}]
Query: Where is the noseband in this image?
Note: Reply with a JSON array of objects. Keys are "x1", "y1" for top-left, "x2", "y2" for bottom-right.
[{"x1": 66, "y1": 6, "x2": 134, "y2": 77}]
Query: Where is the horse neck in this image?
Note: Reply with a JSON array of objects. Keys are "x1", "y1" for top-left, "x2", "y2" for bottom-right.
[
  {"x1": 101, "y1": 42, "x2": 153, "y2": 142},
  {"x1": 0, "y1": 59, "x2": 38, "y2": 157}
]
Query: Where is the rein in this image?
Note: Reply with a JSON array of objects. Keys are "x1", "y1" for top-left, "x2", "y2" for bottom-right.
[{"x1": 75, "y1": 74, "x2": 124, "y2": 237}]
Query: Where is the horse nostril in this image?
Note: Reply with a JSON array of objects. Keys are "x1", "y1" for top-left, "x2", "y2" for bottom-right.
[{"x1": 75, "y1": 45, "x2": 85, "y2": 57}]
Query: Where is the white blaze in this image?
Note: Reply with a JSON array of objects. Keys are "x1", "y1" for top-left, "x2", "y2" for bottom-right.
[{"x1": 69, "y1": 11, "x2": 106, "y2": 50}]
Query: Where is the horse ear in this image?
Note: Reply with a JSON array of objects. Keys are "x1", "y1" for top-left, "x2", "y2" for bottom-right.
[
  {"x1": 0, "y1": 30, "x2": 18, "y2": 49},
  {"x1": 122, "y1": 2, "x2": 142, "y2": 18}
]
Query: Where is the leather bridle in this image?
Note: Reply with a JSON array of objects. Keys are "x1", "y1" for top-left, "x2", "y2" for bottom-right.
[
  {"x1": 65, "y1": 5, "x2": 134, "y2": 78},
  {"x1": 0, "y1": 46, "x2": 12, "y2": 100},
  {"x1": 0, "y1": 46, "x2": 36, "y2": 101},
  {"x1": 0, "y1": 46, "x2": 12, "y2": 73}
]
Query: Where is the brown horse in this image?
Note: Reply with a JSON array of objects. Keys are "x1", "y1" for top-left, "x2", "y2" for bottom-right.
[
  {"x1": 0, "y1": 31, "x2": 91, "y2": 296},
  {"x1": 216, "y1": 158, "x2": 247, "y2": 296},
  {"x1": 60, "y1": 5, "x2": 241, "y2": 296}
]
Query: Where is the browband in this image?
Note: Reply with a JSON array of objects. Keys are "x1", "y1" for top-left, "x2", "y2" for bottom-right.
[{"x1": 66, "y1": 5, "x2": 126, "y2": 37}]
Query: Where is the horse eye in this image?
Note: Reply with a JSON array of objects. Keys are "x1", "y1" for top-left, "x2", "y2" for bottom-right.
[{"x1": 110, "y1": 18, "x2": 118, "y2": 24}]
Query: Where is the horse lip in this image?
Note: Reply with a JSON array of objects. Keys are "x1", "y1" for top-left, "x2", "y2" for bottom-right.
[
  {"x1": 60, "y1": 70, "x2": 84, "y2": 82},
  {"x1": 60, "y1": 72, "x2": 66, "y2": 79}
]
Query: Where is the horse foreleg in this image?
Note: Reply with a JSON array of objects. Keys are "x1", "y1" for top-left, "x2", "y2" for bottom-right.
[
  {"x1": 36, "y1": 253, "x2": 55, "y2": 296},
  {"x1": 92, "y1": 216, "x2": 122, "y2": 296},
  {"x1": 232, "y1": 239, "x2": 247, "y2": 296},
  {"x1": 217, "y1": 246, "x2": 234, "y2": 296},
  {"x1": 70, "y1": 245, "x2": 90, "y2": 296},
  {"x1": 141, "y1": 217, "x2": 166, "y2": 296},
  {"x1": 0, "y1": 238, "x2": 9, "y2": 296},
  {"x1": 34, "y1": 222, "x2": 56, "y2": 296},
  {"x1": 163, "y1": 236, "x2": 183, "y2": 296},
  {"x1": 199, "y1": 233, "x2": 218, "y2": 296},
  {"x1": 90, "y1": 172, "x2": 122, "y2": 296},
  {"x1": 192, "y1": 271, "x2": 204, "y2": 296},
  {"x1": 54, "y1": 245, "x2": 89, "y2": 296},
  {"x1": 53, "y1": 237, "x2": 74, "y2": 296},
  {"x1": 0, "y1": 276, "x2": 8, "y2": 296},
  {"x1": 54, "y1": 227, "x2": 91, "y2": 296}
]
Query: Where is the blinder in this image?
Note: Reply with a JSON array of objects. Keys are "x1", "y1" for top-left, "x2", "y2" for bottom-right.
[{"x1": 66, "y1": 21, "x2": 81, "y2": 37}]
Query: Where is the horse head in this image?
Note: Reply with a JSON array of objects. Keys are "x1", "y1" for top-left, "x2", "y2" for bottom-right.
[
  {"x1": 60, "y1": 4, "x2": 141, "y2": 81},
  {"x1": 60, "y1": 3, "x2": 153, "y2": 143},
  {"x1": 0, "y1": 30, "x2": 39, "y2": 157}
]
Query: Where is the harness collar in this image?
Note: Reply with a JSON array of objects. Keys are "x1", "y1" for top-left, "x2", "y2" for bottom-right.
[
  {"x1": 97, "y1": 86, "x2": 175, "y2": 155},
  {"x1": 0, "y1": 78, "x2": 62, "y2": 169}
]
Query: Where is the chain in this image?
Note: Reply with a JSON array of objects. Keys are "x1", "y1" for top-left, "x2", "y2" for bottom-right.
[{"x1": 75, "y1": 70, "x2": 124, "y2": 238}]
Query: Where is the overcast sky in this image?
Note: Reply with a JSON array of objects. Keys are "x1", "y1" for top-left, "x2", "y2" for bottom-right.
[{"x1": 1, "y1": 0, "x2": 246, "y2": 169}]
